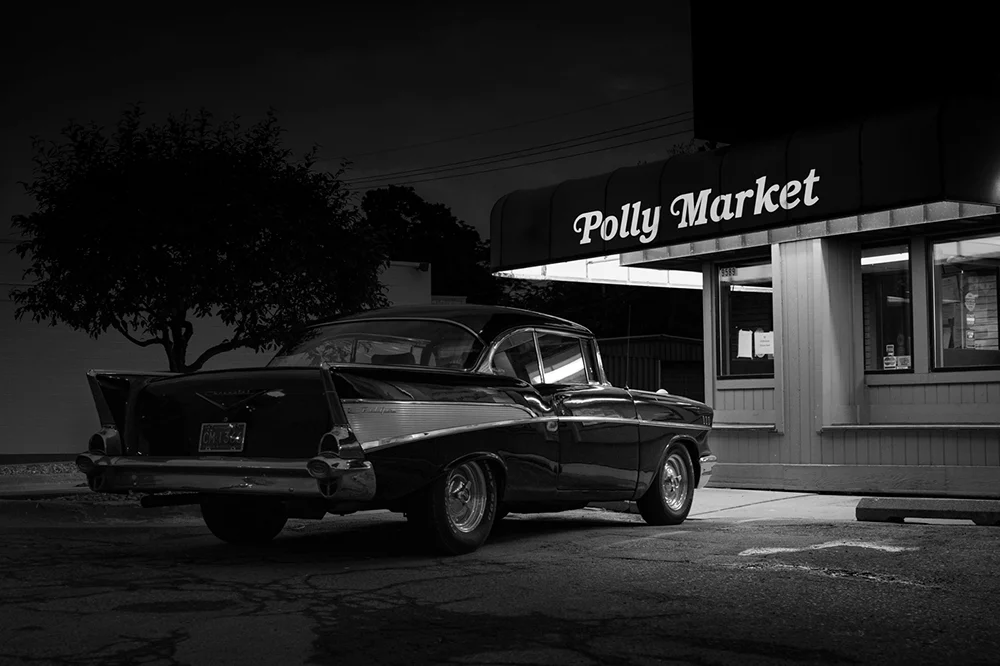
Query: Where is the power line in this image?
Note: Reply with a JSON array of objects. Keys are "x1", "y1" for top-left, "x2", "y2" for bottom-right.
[
  {"x1": 339, "y1": 80, "x2": 692, "y2": 160},
  {"x1": 347, "y1": 124, "x2": 695, "y2": 189},
  {"x1": 345, "y1": 111, "x2": 693, "y2": 186}
]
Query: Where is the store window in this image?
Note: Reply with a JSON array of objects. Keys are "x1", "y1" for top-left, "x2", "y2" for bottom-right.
[
  {"x1": 932, "y1": 232, "x2": 1000, "y2": 369},
  {"x1": 717, "y1": 261, "x2": 774, "y2": 378},
  {"x1": 861, "y1": 244, "x2": 913, "y2": 372}
]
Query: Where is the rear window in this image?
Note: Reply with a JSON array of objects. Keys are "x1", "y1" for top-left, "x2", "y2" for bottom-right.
[{"x1": 268, "y1": 319, "x2": 484, "y2": 370}]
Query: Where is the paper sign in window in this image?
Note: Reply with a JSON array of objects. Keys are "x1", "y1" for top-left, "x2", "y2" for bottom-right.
[
  {"x1": 754, "y1": 330, "x2": 774, "y2": 356},
  {"x1": 737, "y1": 329, "x2": 753, "y2": 358}
]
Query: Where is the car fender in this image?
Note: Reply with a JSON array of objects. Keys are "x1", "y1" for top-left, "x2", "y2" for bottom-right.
[
  {"x1": 439, "y1": 451, "x2": 508, "y2": 499},
  {"x1": 653, "y1": 434, "x2": 702, "y2": 488}
]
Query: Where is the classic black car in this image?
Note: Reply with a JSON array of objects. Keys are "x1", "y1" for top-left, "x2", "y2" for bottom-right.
[{"x1": 76, "y1": 304, "x2": 716, "y2": 555}]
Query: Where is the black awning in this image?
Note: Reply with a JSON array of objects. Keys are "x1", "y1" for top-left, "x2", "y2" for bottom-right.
[{"x1": 490, "y1": 95, "x2": 1000, "y2": 272}]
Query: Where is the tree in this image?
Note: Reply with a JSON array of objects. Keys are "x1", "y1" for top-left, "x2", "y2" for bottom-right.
[
  {"x1": 637, "y1": 138, "x2": 721, "y2": 165},
  {"x1": 359, "y1": 185, "x2": 505, "y2": 304},
  {"x1": 10, "y1": 104, "x2": 389, "y2": 373}
]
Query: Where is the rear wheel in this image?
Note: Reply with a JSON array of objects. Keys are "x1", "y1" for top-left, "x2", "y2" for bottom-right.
[
  {"x1": 637, "y1": 443, "x2": 695, "y2": 526},
  {"x1": 200, "y1": 496, "x2": 288, "y2": 545},
  {"x1": 418, "y1": 461, "x2": 497, "y2": 555}
]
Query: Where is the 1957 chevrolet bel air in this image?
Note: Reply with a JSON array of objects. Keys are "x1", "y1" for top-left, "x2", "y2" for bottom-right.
[{"x1": 76, "y1": 304, "x2": 716, "y2": 555}]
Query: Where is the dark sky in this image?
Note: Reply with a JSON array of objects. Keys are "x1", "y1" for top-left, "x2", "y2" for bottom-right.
[{"x1": 0, "y1": 2, "x2": 694, "y2": 241}]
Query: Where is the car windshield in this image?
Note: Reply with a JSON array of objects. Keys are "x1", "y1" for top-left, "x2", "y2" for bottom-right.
[{"x1": 268, "y1": 319, "x2": 484, "y2": 370}]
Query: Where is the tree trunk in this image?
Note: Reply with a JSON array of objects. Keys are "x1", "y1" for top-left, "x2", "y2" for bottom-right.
[
  {"x1": 165, "y1": 320, "x2": 191, "y2": 373},
  {"x1": 165, "y1": 340, "x2": 186, "y2": 373}
]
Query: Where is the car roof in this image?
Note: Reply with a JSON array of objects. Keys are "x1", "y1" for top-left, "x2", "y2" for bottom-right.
[{"x1": 317, "y1": 304, "x2": 593, "y2": 343}]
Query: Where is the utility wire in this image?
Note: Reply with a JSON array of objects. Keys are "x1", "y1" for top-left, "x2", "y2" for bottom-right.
[
  {"x1": 339, "y1": 80, "x2": 692, "y2": 160},
  {"x1": 346, "y1": 111, "x2": 693, "y2": 185},
  {"x1": 347, "y1": 124, "x2": 695, "y2": 188}
]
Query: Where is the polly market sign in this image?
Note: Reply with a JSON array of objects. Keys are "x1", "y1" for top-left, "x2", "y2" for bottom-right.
[{"x1": 572, "y1": 169, "x2": 821, "y2": 245}]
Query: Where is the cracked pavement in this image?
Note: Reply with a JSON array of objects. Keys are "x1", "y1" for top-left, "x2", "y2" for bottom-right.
[{"x1": 1, "y1": 508, "x2": 998, "y2": 665}]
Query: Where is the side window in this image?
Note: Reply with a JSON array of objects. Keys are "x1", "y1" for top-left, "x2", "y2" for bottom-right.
[
  {"x1": 537, "y1": 333, "x2": 588, "y2": 385},
  {"x1": 491, "y1": 331, "x2": 542, "y2": 384}
]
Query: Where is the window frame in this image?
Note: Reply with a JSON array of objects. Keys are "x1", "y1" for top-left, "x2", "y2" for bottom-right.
[
  {"x1": 716, "y1": 257, "x2": 776, "y2": 380},
  {"x1": 927, "y1": 229, "x2": 1000, "y2": 373},
  {"x1": 482, "y1": 327, "x2": 605, "y2": 386},
  {"x1": 267, "y1": 317, "x2": 484, "y2": 370},
  {"x1": 860, "y1": 241, "x2": 916, "y2": 376},
  {"x1": 535, "y1": 331, "x2": 593, "y2": 386}
]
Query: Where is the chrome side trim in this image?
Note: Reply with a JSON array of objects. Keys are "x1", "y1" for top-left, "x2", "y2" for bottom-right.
[
  {"x1": 341, "y1": 399, "x2": 537, "y2": 416},
  {"x1": 560, "y1": 415, "x2": 712, "y2": 431},
  {"x1": 361, "y1": 415, "x2": 710, "y2": 452},
  {"x1": 344, "y1": 400, "x2": 535, "y2": 444},
  {"x1": 74, "y1": 453, "x2": 376, "y2": 502},
  {"x1": 362, "y1": 418, "x2": 545, "y2": 453}
]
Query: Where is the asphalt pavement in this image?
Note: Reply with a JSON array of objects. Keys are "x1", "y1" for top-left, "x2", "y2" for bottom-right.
[{"x1": 3, "y1": 502, "x2": 1000, "y2": 665}]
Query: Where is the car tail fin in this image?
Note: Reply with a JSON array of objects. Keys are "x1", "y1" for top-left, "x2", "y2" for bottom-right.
[{"x1": 85, "y1": 369, "x2": 179, "y2": 454}]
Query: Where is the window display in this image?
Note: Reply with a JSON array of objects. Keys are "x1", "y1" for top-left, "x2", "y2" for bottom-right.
[
  {"x1": 931, "y1": 232, "x2": 1000, "y2": 369},
  {"x1": 717, "y1": 261, "x2": 774, "y2": 378},
  {"x1": 861, "y1": 244, "x2": 913, "y2": 372}
]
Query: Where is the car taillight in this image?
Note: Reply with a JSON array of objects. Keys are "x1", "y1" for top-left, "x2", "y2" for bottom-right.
[
  {"x1": 76, "y1": 454, "x2": 97, "y2": 474},
  {"x1": 306, "y1": 459, "x2": 333, "y2": 478}
]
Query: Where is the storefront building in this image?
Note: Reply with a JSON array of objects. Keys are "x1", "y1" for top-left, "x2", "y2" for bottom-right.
[{"x1": 490, "y1": 96, "x2": 1000, "y2": 498}]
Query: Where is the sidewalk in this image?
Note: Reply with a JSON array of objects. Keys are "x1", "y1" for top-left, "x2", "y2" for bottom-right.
[
  {"x1": 593, "y1": 489, "x2": 863, "y2": 522},
  {"x1": 2, "y1": 467, "x2": 998, "y2": 526}
]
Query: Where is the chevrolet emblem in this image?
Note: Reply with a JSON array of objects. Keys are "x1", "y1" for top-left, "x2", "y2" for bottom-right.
[{"x1": 196, "y1": 390, "x2": 269, "y2": 411}]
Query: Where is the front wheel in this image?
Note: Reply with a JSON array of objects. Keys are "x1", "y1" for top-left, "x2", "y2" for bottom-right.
[
  {"x1": 637, "y1": 443, "x2": 695, "y2": 526},
  {"x1": 421, "y1": 461, "x2": 498, "y2": 555},
  {"x1": 200, "y1": 496, "x2": 288, "y2": 545}
]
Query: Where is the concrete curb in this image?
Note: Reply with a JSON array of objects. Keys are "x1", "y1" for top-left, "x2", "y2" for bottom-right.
[{"x1": 856, "y1": 497, "x2": 1000, "y2": 526}]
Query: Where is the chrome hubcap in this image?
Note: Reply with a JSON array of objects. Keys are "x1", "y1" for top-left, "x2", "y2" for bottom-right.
[
  {"x1": 445, "y1": 463, "x2": 487, "y2": 533},
  {"x1": 661, "y1": 452, "x2": 689, "y2": 511}
]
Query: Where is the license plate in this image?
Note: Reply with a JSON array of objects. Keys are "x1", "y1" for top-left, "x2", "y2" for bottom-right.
[{"x1": 198, "y1": 422, "x2": 247, "y2": 453}]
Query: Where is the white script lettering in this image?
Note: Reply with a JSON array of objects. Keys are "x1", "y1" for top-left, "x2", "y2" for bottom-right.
[{"x1": 568, "y1": 169, "x2": 820, "y2": 246}]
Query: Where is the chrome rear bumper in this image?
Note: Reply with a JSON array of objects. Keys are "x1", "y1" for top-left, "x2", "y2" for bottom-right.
[{"x1": 75, "y1": 452, "x2": 376, "y2": 502}]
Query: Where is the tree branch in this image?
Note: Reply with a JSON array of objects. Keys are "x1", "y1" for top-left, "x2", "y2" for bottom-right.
[
  {"x1": 112, "y1": 321, "x2": 165, "y2": 348},
  {"x1": 186, "y1": 338, "x2": 248, "y2": 373},
  {"x1": 182, "y1": 320, "x2": 194, "y2": 343}
]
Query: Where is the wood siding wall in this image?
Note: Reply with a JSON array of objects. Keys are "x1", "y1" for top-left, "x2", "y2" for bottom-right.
[
  {"x1": 709, "y1": 428, "x2": 1000, "y2": 467},
  {"x1": 713, "y1": 387, "x2": 775, "y2": 423},
  {"x1": 703, "y1": 231, "x2": 1000, "y2": 497},
  {"x1": 867, "y1": 382, "x2": 1000, "y2": 423}
]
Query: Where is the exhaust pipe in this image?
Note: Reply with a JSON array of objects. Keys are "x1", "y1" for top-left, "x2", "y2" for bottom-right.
[
  {"x1": 87, "y1": 472, "x2": 108, "y2": 493},
  {"x1": 317, "y1": 479, "x2": 339, "y2": 498}
]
